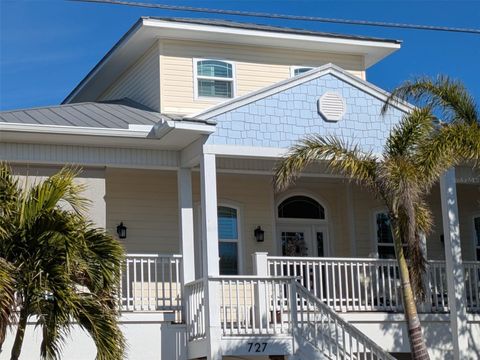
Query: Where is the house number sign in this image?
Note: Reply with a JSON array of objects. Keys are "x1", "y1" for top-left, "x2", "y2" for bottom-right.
[{"x1": 247, "y1": 342, "x2": 267, "y2": 353}]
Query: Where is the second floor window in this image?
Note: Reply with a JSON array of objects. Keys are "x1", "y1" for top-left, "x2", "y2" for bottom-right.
[
  {"x1": 291, "y1": 66, "x2": 313, "y2": 77},
  {"x1": 196, "y1": 59, "x2": 234, "y2": 99}
]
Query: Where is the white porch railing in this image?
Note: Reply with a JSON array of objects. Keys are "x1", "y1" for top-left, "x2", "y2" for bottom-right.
[
  {"x1": 268, "y1": 256, "x2": 480, "y2": 313},
  {"x1": 120, "y1": 254, "x2": 182, "y2": 314},
  {"x1": 295, "y1": 282, "x2": 396, "y2": 360},
  {"x1": 184, "y1": 278, "x2": 206, "y2": 341},
  {"x1": 464, "y1": 261, "x2": 480, "y2": 312},
  {"x1": 213, "y1": 276, "x2": 294, "y2": 337}
]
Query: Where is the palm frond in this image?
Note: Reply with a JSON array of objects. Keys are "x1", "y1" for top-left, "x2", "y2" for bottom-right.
[
  {"x1": 0, "y1": 258, "x2": 16, "y2": 350},
  {"x1": 415, "y1": 121, "x2": 480, "y2": 189},
  {"x1": 73, "y1": 294, "x2": 126, "y2": 360},
  {"x1": 382, "y1": 76, "x2": 478, "y2": 125},
  {"x1": 385, "y1": 107, "x2": 436, "y2": 158},
  {"x1": 274, "y1": 135, "x2": 378, "y2": 192}
]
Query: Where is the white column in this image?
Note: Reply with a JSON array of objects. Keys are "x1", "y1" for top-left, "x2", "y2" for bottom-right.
[
  {"x1": 252, "y1": 253, "x2": 269, "y2": 328},
  {"x1": 440, "y1": 168, "x2": 469, "y2": 360},
  {"x1": 177, "y1": 168, "x2": 195, "y2": 284},
  {"x1": 200, "y1": 153, "x2": 220, "y2": 277},
  {"x1": 200, "y1": 153, "x2": 221, "y2": 360}
]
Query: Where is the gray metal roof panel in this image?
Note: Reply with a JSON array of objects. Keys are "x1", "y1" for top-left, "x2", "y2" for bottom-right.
[{"x1": 0, "y1": 98, "x2": 163, "y2": 129}]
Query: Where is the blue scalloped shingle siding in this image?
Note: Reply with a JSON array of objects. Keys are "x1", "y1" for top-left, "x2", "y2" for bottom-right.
[{"x1": 206, "y1": 74, "x2": 406, "y2": 154}]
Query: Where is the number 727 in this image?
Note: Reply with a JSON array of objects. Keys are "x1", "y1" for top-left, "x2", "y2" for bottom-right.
[{"x1": 247, "y1": 342, "x2": 267, "y2": 352}]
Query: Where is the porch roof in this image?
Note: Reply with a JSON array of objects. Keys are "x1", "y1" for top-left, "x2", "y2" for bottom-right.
[
  {"x1": 0, "y1": 98, "x2": 213, "y2": 129},
  {"x1": 0, "y1": 98, "x2": 216, "y2": 150}
]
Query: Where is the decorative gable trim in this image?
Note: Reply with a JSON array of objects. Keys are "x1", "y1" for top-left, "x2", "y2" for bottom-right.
[{"x1": 192, "y1": 63, "x2": 414, "y2": 120}]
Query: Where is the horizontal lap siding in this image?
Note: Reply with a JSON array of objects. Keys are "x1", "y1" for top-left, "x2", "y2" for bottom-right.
[
  {"x1": 160, "y1": 39, "x2": 365, "y2": 115},
  {"x1": 100, "y1": 43, "x2": 160, "y2": 111},
  {"x1": 192, "y1": 173, "x2": 275, "y2": 275},
  {"x1": 106, "y1": 168, "x2": 179, "y2": 254}
]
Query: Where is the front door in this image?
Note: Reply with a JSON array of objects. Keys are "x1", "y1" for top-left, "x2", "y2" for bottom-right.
[{"x1": 278, "y1": 224, "x2": 328, "y2": 257}]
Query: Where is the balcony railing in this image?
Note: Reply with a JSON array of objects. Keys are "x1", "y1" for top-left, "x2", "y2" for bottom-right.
[
  {"x1": 267, "y1": 256, "x2": 480, "y2": 313},
  {"x1": 120, "y1": 254, "x2": 182, "y2": 315}
]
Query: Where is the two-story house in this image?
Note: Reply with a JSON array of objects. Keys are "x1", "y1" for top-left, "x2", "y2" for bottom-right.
[{"x1": 1, "y1": 17, "x2": 479, "y2": 360}]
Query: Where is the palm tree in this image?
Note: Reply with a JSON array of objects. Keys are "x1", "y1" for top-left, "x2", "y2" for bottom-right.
[
  {"x1": 274, "y1": 76, "x2": 480, "y2": 360},
  {"x1": 0, "y1": 164, "x2": 126, "y2": 360}
]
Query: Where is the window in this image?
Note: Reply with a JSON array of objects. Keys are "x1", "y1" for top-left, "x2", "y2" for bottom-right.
[
  {"x1": 475, "y1": 216, "x2": 480, "y2": 260},
  {"x1": 376, "y1": 212, "x2": 401, "y2": 259},
  {"x1": 291, "y1": 66, "x2": 314, "y2": 77},
  {"x1": 278, "y1": 196, "x2": 325, "y2": 219},
  {"x1": 218, "y1": 206, "x2": 239, "y2": 275},
  {"x1": 195, "y1": 59, "x2": 234, "y2": 98}
]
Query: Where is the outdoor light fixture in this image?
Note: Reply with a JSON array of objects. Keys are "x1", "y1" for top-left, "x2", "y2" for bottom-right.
[
  {"x1": 254, "y1": 226, "x2": 265, "y2": 242},
  {"x1": 117, "y1": 222, "x2": 127, "y2": 239}
]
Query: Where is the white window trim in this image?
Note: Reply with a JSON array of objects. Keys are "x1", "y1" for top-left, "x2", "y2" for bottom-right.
[
  {"x1": 290, "y1": 65, "x2": 314, "y2": 77},
  {"x1": 193, "y1": 58, "x2": 236, "y2": 101},
  {"x1": 218, "y1": 201, "x2": 244, "y2": 275}
]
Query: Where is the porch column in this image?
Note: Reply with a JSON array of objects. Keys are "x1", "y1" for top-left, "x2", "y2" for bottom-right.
[
  {"x1": 200, "y1": 153, "x2": 221, "y2": 360},
  {"x1": 200, "y1": 153, "x2": 220, "y2": 276},
  {"x1": 439, "y1": 168, "x2": 468, "y2": 359},
  {"x1": 177, "y1": 168, "x2": 195, "y2": 284}
]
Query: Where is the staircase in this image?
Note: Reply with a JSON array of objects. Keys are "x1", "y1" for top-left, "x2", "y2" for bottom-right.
[
  {"x1": 185, "y1": 276, "x2": 396, "y2": 359},
  {"x1": 292, "y1": 282, "x2": 396, "y2": 359}
]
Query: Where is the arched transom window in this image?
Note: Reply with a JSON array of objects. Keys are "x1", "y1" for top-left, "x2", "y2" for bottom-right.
[{"x1": 278, "y1": 196, "x2": 325, "y2": 219}]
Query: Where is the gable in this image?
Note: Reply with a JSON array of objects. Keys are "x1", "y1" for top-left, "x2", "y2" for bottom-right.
[{"x1": 205, "y1": 72, "x2": 407, "y2": 155}]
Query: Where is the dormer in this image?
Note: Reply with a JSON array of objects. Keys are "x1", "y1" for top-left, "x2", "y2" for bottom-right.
[{"x1": 63, "y1": 17, "x2": 401, "y2": 116}]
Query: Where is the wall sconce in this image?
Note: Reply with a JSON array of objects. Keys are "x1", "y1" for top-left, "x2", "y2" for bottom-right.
[
  {"x1": 254, "y1": 226, "x2": 265, "y2": 242},
  {"x1": 117, "y1": 222, "x2": 127, "y2": 239}
]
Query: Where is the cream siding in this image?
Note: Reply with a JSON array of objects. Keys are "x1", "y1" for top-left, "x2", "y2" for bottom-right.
[
  {"x1": 99, "y1": 43, "x2": 161, "y2": 111},
  {"x1": 105, "y1": 168, "x2": 179, "y2": 254},
  {"x1": 102, "y1": 168, "x2": 477, "y2": 267},
  {"x1": 159, "y1": 39, "x2": 366, "y2": 115},
  {"x1": 11, "y1": 165, "x2": 106, "y2": 227}
]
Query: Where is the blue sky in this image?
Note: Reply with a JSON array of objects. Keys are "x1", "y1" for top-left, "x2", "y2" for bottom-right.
[{"x1": 1, "y1": 0, "x2": 479, "y2": 111}]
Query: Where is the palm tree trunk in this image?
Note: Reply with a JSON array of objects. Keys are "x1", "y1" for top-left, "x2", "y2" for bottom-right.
[
  {"x1": 10, "y1": 306, "x2": 28, "y2": 360},
  {"x1": 392, "y1": 222, "x2": 430, "y2": 360}
]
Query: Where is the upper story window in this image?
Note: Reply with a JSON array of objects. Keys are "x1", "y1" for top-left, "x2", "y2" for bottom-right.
[
  {"x1": 195, "y1": 59, "x2": 234, "y2": 99},
  {"x1": 218, "y1": 206, "x2": 239, "y2": 275},
  {"x1": 474, "y1": 216, "x2": 480, "y2": 260},
  {"x1": 291, "y1": 66, "x2": 314, "y2": 77}
]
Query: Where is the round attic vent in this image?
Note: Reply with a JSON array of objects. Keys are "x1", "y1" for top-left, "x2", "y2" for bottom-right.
[{"x1": 318, "y1": 92, "x2": 346, "y2": 122}]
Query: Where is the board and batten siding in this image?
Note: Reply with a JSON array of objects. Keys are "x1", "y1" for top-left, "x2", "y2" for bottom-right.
[
  {"x1": 159, "y1": 39, "x2": 366, "y2": 115},
  {"x1": 99, "y1": 43, "x2": 161, "y2": 111}
]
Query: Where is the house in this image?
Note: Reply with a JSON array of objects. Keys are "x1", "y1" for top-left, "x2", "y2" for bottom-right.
[{"x1": 1, "y1": 17, "x2": 479, "y2": 360}]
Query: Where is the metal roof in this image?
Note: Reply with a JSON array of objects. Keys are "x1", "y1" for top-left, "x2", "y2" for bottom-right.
[
  {"x1": 0, "y1": 98, "x2": 175, "y2": 129},
  {"x1": 144, "y1": 17, "x2": 401, "y2": 44}
]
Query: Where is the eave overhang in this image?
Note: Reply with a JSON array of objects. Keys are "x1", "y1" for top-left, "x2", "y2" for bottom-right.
[
  {"x1": 0, "y1": 120, "x2": 216, "y2": 150},
  {"x1": 63, "y1": 17, "x2": 401, "y2": 104}
]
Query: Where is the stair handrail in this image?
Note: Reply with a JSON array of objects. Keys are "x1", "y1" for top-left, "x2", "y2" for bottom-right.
[{"x1": 294, "y1": 282, "x2": 396, "y2": 360}]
